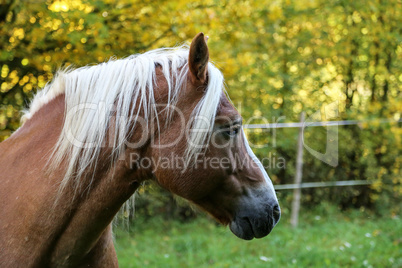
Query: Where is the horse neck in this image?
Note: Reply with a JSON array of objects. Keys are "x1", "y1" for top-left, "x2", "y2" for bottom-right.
[{"x1": 1, "y1": 94, "x2": 142, "y2": 266}]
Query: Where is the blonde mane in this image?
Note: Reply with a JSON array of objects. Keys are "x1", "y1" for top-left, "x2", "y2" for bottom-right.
[{"x1": 21, "y1": 45, "x2": 224, "y2": 192}]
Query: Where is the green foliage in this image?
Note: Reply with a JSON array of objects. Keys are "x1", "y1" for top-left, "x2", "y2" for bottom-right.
[
  {"x1": 0, "y1": 0, "x2": 401, "y2": 213},
  {"x1": 114, "y1": 207, "x2": 401, "y2": 267}
]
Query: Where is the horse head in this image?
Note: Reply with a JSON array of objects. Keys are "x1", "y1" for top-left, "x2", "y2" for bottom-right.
[{"x1": 142, "y1": 33, "x2": 280, "y2": 240}]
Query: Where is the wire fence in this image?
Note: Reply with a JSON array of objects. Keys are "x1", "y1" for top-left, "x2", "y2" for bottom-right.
[
  {"x1": 243, "y1": 117, "x2": 401, "y2": 190},
  {"x1": 243, "y1": 116, "x2": 401, "y2": 226},
  {"x1": 274, "y1": 180, "x2": 373, "y2": 190},
  {"x1": 244, "y1": 118, "x2": 401, "y2": 129}
]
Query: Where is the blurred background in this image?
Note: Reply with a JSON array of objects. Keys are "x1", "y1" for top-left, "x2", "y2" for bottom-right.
[{"x1": 0, "y1": 0, "x2": 401, "y2": 267}]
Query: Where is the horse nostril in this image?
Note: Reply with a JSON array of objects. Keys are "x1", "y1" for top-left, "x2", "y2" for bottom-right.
[{"x1": 272, "y1": 203, "x2": 281, "y2": 224}]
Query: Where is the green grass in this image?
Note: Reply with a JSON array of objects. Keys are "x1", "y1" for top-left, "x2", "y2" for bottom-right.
[{"x1": 114, "y1": 208, "x2": 401, "y2": 267}]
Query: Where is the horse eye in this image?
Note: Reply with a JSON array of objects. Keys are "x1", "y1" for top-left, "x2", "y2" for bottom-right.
[{"x1": 224, "y1": 126, "x2": 240, "y2": 137}]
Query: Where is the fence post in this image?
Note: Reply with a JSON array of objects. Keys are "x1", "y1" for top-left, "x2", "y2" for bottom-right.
[{"x1": 290, "y1": 112, "x2": 305, "y2": 228}]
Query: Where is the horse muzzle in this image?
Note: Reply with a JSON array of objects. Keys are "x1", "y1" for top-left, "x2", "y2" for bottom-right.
[{"x1": 229, "y1": 200, "x2": 281, "y2": 240}]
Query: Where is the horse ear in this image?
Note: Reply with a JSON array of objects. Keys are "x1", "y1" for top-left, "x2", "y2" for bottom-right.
[{"x1": 189, "y1": 32, "x2": 209, "y2": 84}]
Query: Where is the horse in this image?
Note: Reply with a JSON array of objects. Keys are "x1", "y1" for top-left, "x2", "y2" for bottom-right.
[{"x1": 0, "y1": 33, "x2": 280, "y2": 267}]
